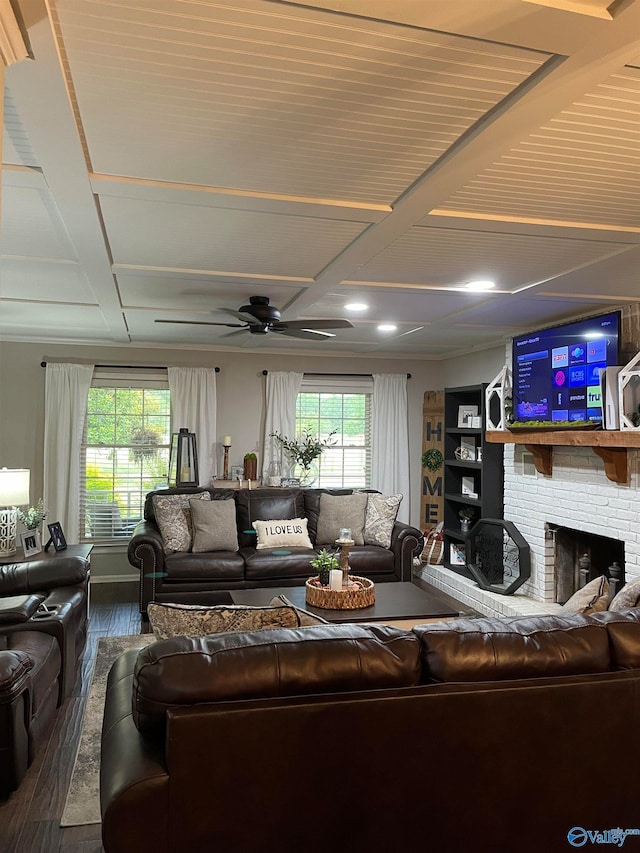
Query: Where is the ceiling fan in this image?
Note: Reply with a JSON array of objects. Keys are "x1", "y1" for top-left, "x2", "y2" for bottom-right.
[{"x1": 155, "y1": 295, "x2": 354, "y2": 340}]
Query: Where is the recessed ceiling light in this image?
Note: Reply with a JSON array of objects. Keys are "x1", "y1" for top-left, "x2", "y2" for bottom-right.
[
  {"x1": 378, "y1": 323, "x2": 397, "y2": 332},
  {"x1": 344, "y1": 302, "x2": 368, "y2": 312},
  {"x1": 465, "y1": 279, "x2": 496, "y2": 291}
]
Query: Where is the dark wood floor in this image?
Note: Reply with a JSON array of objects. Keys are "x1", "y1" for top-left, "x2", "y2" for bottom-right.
[
  {"x1": 0, "y1": 582, "x2": 144, "y2": 853},
  {"x1": 0, "y1": 578, "x2": 467, "y2": 853}
]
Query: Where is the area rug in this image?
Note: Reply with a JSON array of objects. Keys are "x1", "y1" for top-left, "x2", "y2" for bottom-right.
[{"x1": 60, "y1": 633, "x2": 155, "y2": 827}]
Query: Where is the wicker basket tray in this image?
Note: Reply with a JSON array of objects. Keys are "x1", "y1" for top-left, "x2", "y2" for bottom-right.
[{"x1": 305, "y1": 576, "x2": 375, "y2": 610}]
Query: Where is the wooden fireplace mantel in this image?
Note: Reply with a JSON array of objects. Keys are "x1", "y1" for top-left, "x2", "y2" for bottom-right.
[{"x1": 485, "y1": 430, "x2": 640, "y2": 484}]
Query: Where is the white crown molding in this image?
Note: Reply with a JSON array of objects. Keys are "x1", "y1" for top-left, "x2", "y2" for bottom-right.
[{"x1": 0, "y1": 0, "x2": 29, "y2": 66}]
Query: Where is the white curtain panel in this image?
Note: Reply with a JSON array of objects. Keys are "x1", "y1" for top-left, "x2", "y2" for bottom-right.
[
  {"x1": 371, "y1": 374, "x2": 410, "y2": 523},
  {"x1": 261, "y1": 371, "x2": 303, "y2": 481},
  {"x1": 43, "y1": 363, "x2": 94, "y2": 543},
  {"x1": 167, "y1": 367, "x2": 217, "y2": 485}
]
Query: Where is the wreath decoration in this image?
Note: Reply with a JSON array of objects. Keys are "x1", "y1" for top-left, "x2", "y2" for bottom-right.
[{"x1": 422, "y1": 448, "x2": 443, "y2": 472}]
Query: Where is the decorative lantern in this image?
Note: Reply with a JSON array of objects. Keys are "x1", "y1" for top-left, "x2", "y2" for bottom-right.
[{"x1": 168, "y1": 428, "x2": 199, "y2": 487}]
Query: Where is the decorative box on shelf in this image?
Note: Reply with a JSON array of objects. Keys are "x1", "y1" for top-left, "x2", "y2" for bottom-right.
[{"x1": 305, "y1": 576, "x2": 375, "y2": 610}]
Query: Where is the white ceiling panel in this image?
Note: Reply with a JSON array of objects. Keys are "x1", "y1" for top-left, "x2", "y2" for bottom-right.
[
  {"x1": 117, "y1": 273, "x2": 304, "y2": 311},
  {"x1": 441, "y1": 66, "x2": 640, "y2": 227},
  {"x1": 0, "y1": 259, "x2": 95, "y2": 302},
  {"x1": 0, "y1": 183, "x2": 77, "y2": 260},
  {"x1": 2, "y1": 91, "x2": 39, "y2": 168},
  {"x1": 99, "y1": 196, "x2": 368, "y2": 277},
  {"x1": 351, "y1": 225, "x2": 628, "y2": 289},
  {"x1": 308, "y1": 286, "x2": 494, "y2": 324},
  {"x1": 0, "y1": 302, "x2": 111, "y2": 338},
  {"x1": 57, "y1": 0, "x2": 549, "y2": 204}
]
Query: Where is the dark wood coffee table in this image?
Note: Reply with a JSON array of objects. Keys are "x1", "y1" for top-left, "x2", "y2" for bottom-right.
[{"x1": 231, "y1": 581, "x2": 460, "y2": 629}]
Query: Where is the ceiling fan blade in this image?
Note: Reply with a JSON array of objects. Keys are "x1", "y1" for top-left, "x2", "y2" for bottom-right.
[
  {"x1": 274, "y1": 327, "x2": 336, "y2": 340},
  {"x1": 155, "y1": 319, "x2": 245, "y2": 328},
  {"x1": 220, "y1": 308, "x2": 262, "y2": 324},
  {"x1": 275, "y1": 319, "x2": 354, "y2": 330},
  {"x1": 221, "y1": 328, "x2": 249, "y2": 339}
]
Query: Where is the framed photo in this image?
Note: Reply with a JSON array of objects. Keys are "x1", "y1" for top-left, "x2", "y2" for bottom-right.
[
  {"x1": 20, "y1": 530, "x2": 42, "y2": 558},
  {"x1": 449, "y1": 543, "x2": 466, "y2": 566},
  {"x1": 461, "y1": 477, "x2": 477, "y2": 498},
  {"x1": 470, "y1": 416, "x2": 482, "y2": 429},
  {"x1": 457, "y1": 405, "x2": 478, "y2": 428},
  {"x1": 47, "y1": 521, "x2": 67, "y2": 552},
  {"x1": 230, "y1": 465, "x2": 244, "y2": 481}
]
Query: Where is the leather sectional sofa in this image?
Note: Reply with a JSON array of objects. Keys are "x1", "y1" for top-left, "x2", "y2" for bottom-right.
[
  {"x1": 101, "y1": 608, "x2": 640, "y2": 853},
  {"x1": 0, "y1": 555, "x2": 90, "y2": 798},
  {"x1": 128, "y1": 486, "x2": 424, "y2": 617}
]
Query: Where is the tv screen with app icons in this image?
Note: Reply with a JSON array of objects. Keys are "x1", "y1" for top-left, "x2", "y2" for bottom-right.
[{"x1": 511, "y1": 311, "x2": 621, "y2": 423}]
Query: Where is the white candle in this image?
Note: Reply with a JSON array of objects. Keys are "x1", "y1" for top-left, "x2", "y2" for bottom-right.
[
  {"x1": 223, "y1": 435, "x2": 232, "y2": 446},
  {"x1": 329, "y1": 569, "x2": 342, "y2": 590}
]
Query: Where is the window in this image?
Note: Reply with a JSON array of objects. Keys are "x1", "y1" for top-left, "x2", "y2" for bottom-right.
[
  {"x1": 296, "y1": 377, "x2": 372, "y2": 488},
  {"x1": 81, "y1": 369, "x2": 171, "y2": 542}
]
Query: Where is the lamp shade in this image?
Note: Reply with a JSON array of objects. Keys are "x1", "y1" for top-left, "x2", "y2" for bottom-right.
[{"x1": 0, "y1": 468, "x2": 30, "y2": 506}]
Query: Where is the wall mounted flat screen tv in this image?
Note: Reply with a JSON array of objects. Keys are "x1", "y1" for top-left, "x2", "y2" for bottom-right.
[{"x1": 512, "y1": 311, "x2": 621, "y2": 423}]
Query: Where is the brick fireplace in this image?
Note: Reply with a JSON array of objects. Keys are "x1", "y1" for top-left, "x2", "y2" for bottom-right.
[{"x1": 418, "y1": 443, "x2": 640, "y2": 618}]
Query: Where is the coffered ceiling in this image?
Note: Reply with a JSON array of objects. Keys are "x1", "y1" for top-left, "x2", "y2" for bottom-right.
[{"x1": 1, "y1": 0, "x2": 639, "y2": 358}]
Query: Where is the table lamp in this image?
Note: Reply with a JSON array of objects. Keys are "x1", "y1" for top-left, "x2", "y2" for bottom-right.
[{"x1": 0, "y1": 468, "x2": 30, "y2": 555}]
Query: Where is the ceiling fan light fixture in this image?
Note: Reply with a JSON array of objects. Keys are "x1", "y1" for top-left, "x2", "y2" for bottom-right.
[
  {"x1": 465, "y1": 279, "x2": 496, "y2": 291},
  {"x1": 378, "y1": 323, "x2": 397, "y2": 332},
  {"x1": 345, "y1": 302, "x2": 368, "y2": 312}
]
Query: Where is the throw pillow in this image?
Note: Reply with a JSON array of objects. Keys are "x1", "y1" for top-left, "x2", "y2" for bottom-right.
[
  {"x1": 152, "y1": 491, "x2": 211, "y2": 553},
  {"x1": 269, "y1": 593, "x2": 328, "y2": 626},
  {"x1": 147, "y1": 601, "x2": 300, "y2": 640},
  {"x1": 561, "y1": 575, "x2": 611, "y2": 614},
  {"x1": 252, "y1": 518, "x2": 313, "y2": 550},
  {"x1": 363, "y1": 493, "x2": 402, "y2": 548},
  {"x1": 190, "y1": 498, "x2": 239, "y2": 553},
  {"x1": 316, "y1": 492, "x2": 368, "y2": 545},
  {"x1": 609, "y1": 577, "x2": 640, "y2": 611}
]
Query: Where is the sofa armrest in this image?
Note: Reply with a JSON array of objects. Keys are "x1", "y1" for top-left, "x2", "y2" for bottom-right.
[
  {"x1": 128, "y1": 521, "x2": 166, "y2": 618},
  {"x1": 0, "y1": 649, "x2": 33, "y2": 702},
  {"x1": 0, "y1": 556, "x2": 89, "y2": 596},
  {"x1": 390, "y1": 522, "x2": 425, "y2": 582}
]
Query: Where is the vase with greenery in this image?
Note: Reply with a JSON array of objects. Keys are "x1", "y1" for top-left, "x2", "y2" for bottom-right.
[
  {"x1": 270, "y1": 429, "x2": 337, "y2": 486},
  {"x1": 17, "y1": 499, "x2": 47, "y2": 531},
  {"x1": 243, "y1": 452, "x2": 257, "y2": 480},
  {"x1": 310, "y1": 548, "x2": 340, "y2": 586}
]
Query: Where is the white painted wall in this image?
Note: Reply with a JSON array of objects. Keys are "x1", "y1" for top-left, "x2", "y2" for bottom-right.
[{"x1": 1, "y1": 340, "x2": 504, "y2": 578}]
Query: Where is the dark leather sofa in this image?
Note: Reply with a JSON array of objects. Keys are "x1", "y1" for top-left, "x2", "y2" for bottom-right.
[
  {"x1": 101, "y1": 609, "x2": 640, "y2": 853},
  {"x1": 128, "y1": 486, "x2": 424, "y2": 617},
  {"x1": 0, "y1": 555, "x2": 90, "y2": 797}
]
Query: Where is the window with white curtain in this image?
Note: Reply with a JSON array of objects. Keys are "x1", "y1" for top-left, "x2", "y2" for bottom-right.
[
  {"x1": 296, "y1": 376, "x2": 372, "y2": 488},
  {"x1": 80, "y1": 368, "x2": 171, "y2": 542}
]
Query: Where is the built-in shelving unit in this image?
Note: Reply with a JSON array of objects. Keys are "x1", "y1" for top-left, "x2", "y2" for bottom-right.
[
  {"x1": 486, "y1": 430, "x2": 640, "y2": 484},
  {"x1": 443, "y1": 385, "x2": 503, "y2": 579}
]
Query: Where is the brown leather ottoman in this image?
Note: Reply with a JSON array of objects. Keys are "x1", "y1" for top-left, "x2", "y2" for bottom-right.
[{"x1": 0, "y1": 630, "x2": 61, "y2": 798}]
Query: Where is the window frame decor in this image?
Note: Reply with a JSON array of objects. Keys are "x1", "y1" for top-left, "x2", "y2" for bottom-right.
[
  {"x1": 294, "y1": 376, "x2": 372, "y2": 489},
  {"x1": 80, "y1": 367, "x2": 171, "y2": 543}
]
